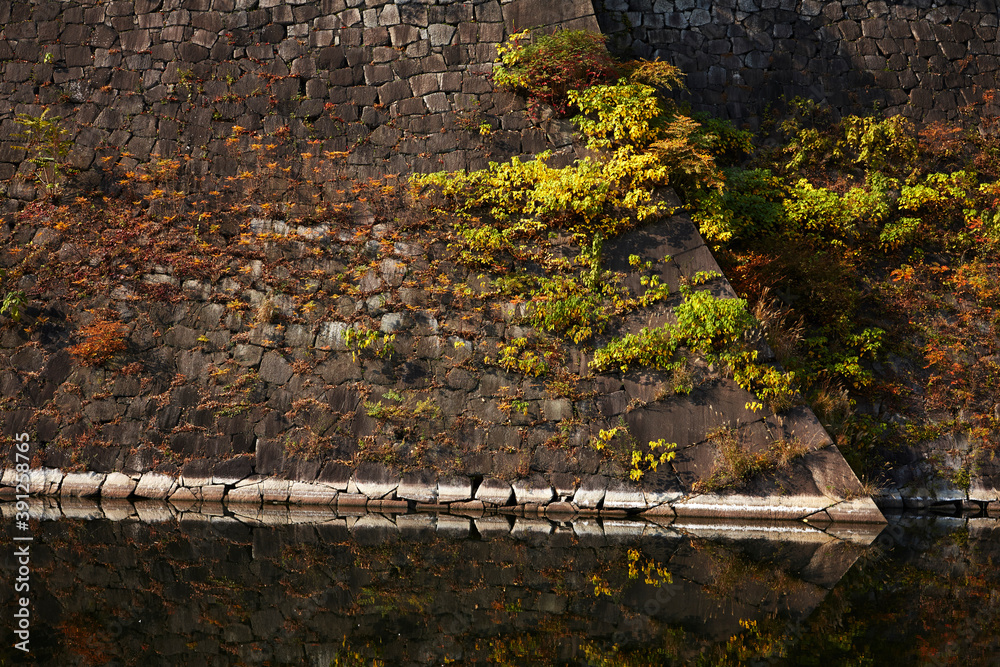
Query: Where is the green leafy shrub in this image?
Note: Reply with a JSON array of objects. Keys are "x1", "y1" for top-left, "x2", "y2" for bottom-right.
[
  {"x1": 570, "y1": 82, "x2": 666, "y2": 150},
  {"x1": 617, "y1": 58, "x2": 686, "y2": 89},
  {"x1": 690, "y1": 168, "x2": 787, "y2": 245},
  {"x1": 0, "y1": 273, "x2": 26, "y2": 323},
  {"x1": 15, "y1": 107, "x2": 73, "y2": 199},
  {"x1": 343, "y1": 325, "x2": 396, "y2": 362},
  {"x1": 589, "y1": 286, "x2": 754, "y2": 372},
  {"x1": 841, "y1": 115, "x2": 917, "y2": 172},
  {"x1": 784, "y1": 179, "x2": 857, "y2": 240},
  {"x1": 490, "y1": 337, "x2": 554, "y2": 377},
  {"x1": 781, "y1": 111, "x2": 917, "y2": 175},
  {"x1": 590, "y1": 424, "x2": 677, "y2": 481},
  {"x1": 630, "y1": 438, "x2": 676, "y2": 481},
  {"x1": 590, "y1": 285, "x2": 796, "y2": 410},
  {"x1": 690, "y1": 112, "x2": 755, "y2": 166},
  {"x1": 425, "y1": 30, "x2": 721, "y2": 251},
  {"x1": 879, "y1": 216, "x2": 922, "y2": 249},
  {"x1": 898, "y1": 171, "x2": 975, "y2": 215},
  {"x1": 527, "y1": 274, "x2": 610, "y2": 344},
  {"x1": 414, "y1": 148, "x2": 677, "y2": 243}
]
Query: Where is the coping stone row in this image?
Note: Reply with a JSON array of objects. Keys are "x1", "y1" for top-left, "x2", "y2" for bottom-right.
[{"x1": 0, "y1": 465, "x2": 883, "y2": 521}]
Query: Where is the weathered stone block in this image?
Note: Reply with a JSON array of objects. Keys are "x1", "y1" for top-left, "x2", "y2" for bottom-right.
[
  {"x1": 395, "y1": 471, "x2": 436, "y2": 503},
  {"x1": 673, "y1": 493, "x2": 833, "y2": 521},
  {"x1": 544, "y1": 501, "x2": 576, "y2": 518},
  {"x1": 573, "y1": 476, "x2": 607, "y2": 509},
  {"x1": 101, "y1": 472, "x2": 136, "y2": 499},
  {"x1": 259, "y1": 351, "x2": 293, "y2": 384},
  {"x1": 134, "y1": 473, "x2": 177, "y2": 500},
  {"x1": 437, "y1": 476, "x2": 472, "y2": 503},
  {"x1": 169, "y1": 486, "x2": 198, "y2": 502},
  {"x1": 377, "y1": 78, "x2": 412, "y2": 105},
  {"x1": 315, "y1": 321, "x2": 350, "y2": 350},
  {"x1": 825, "y1": 498, "x2": 885, "y2": 523},
  {"x1": 261, "y1": 478, "x2": 290, "y2": 503},
  {"x1": 201, "y1": 485, "x2": 226, "y2": 501},
  {"x1": 352, "y1": 462, "x2": 398, "y2": 499},
  {"x1": 475, "y1": 478, "x2": 513, "y2": 505},
  {"x1": 60, "y1": 472, "x2": 104, "y2": 497},
  {"x1": 227, "y1": 483, "x2": 263, "y2": 504},
  {"x1": 603, "y1": 479, "x2": 648, "y2": 510},
  {"x1": 512, "y1": 474, "x2": 554, "y2": 505},
  {"x1": 337, "y1": 492, "x2": 368, "y2": 507}
]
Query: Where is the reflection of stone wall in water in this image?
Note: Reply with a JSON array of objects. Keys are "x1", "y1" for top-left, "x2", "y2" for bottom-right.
[
  {"x1": 596, "y1": 1, "x2": 1000, "y2": 124},
  {"x1": 0, "y1": 499, "x2": 872, "y2": 665}
]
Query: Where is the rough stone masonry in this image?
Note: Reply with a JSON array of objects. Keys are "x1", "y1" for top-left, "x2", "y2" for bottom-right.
[{"x1": 597, "y1": 0, "x2": 1000, "y2": 124}]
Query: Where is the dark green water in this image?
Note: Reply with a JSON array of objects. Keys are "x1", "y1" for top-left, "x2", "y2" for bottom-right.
[{"x1": 0, "y1": 499, "x2": 994, "y2": 666}]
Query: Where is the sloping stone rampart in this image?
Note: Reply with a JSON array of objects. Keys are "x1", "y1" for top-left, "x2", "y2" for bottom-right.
[{"x1": 0, "y1": 191, "x2": 885, "y2": 522}]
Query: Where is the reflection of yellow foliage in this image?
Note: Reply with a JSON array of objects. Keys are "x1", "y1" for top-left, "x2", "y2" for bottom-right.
[
  {"x1": 480, "y1": 635, "x2": 545, "y2": 667},
  {"x1": 330, "y1": 637, "x2": 385, "y2": 667},
  {"x1": 627, "y1": 548, "x2": 672, "y2": 586},
  {"x1": 592, "y1": 573, "x2": 614, "y2": 597}
]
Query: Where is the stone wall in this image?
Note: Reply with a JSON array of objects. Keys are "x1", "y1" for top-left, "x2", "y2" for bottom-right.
[
  {"x1": 596, "y1": 0, "x2": 1000, "y2": 124},
  {"x1": 0, "y1": 0, "x2": 895, "y2": 520},
  {"x1": 0, "y1": 0, "x2": 599, "y2": 201}
]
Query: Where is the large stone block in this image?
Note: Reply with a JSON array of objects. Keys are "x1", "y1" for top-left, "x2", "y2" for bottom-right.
[
  {"x1": 60, "y1": 472, "x2": 104, "y2": 497},
  {"x1": 805, "y1": 445, "x2": 866, "y2": 500},
  {"x1": 476, "y1": 478, "x2": 513, "y2": 505},
  {"x1": 351, "y1": 462, "x2": 399, "y2": 499},
  {"x1": 101, "y1": 472, "x2": 136, "y2": 499},
  {"x1": 397, "y1": 471, "x2": 437, "y2": 503},
  {"x1": 134, "y1": 473, "x2": 177, "y2": 500},
  {"x1": 626, "y1": 380, "x2": 761, "y2": 452},
  {"x1": 503, "y1": 0, "x2": 599, "y2": 32},
  {"x1": 573, "y1": 476, "x2": 608, "y2": 509},
  {"x1": 673, "y1": 493, "x2": 832, "y2": 521},
  {"x1": 437, "y1": 475, "x2": 472, "y2": 503},
  {"x1": 259, "y1": 351, "x2": 293, "y2": 384},
  {"x1": 227, "y1": 483, "x2": 263, "y2": 504},
  {"x1": 512, "y1": 474, "x2": 554, "y2": 504},
  {"x1": 603, "y1": 479, "x2": 648, "y2": 510}
]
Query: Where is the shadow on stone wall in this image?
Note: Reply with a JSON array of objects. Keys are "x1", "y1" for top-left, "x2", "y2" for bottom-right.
[{"x1": 596, "y1": 0, "x2": 1000, "y2": 125}]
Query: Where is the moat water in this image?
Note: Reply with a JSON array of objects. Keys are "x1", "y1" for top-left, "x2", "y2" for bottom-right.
[{"x1": 0, "y1": 500, "x2": 994, "y2": 665}]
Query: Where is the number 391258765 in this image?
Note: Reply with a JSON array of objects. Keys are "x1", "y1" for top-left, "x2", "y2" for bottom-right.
[{"x1": 14, "y1": 432, "x2": 31, "y2": 500}]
